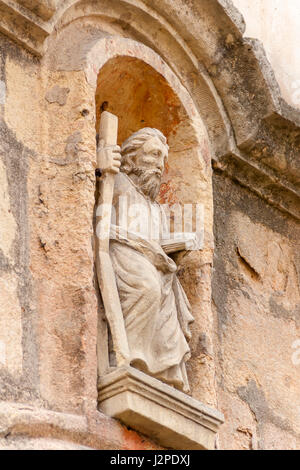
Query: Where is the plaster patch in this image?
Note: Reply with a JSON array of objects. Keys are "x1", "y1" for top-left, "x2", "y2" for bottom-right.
[
  {"x1": 0, "y1": 81, "x2": 5, "y2": 105},
  {"x1": 45, "y1": 85, "x2": 70, "y2": 106}
]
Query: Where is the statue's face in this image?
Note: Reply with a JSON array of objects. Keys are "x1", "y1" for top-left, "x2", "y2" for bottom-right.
[
  {"x1": 124, "y1": 134, "x2": 168, "y2": 201},
  {"x1": 135, "y1": 136, "x2": 168, "y2": 177}
]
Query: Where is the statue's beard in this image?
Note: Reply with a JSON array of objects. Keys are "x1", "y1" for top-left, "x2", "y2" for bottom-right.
[{"x1": 128, "y1": 166, "x2": 162, "y2": 201}]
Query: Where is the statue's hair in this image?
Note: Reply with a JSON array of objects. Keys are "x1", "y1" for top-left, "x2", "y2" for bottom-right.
[{"x1": 121, "y1": 128, "x2": 168, "y2": 174}]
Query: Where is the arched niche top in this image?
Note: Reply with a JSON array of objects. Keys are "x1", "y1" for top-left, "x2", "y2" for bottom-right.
[
  {"x1": 46, "y1": 33, "x2": 200, "y2": 124},
  {"x1": 43, "y1": 14, "x2": 234, "y2": 159},
  {"x1": 95, "y1": 56, "x2": 184, "y2": 146},
  {"x1": 44, "y1": 29, "x2": 213, "y2": 209},
  {"x1": 45, "y1": 31, "x2": 206, "y2": 151},
  {"x1": 91, "y1": 42, "x2": 212, "y2": 207}
]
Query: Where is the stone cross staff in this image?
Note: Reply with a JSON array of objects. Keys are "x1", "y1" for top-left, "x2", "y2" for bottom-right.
[{"x1": 95, "y1": 111, "x2": 130, "y2": 366}]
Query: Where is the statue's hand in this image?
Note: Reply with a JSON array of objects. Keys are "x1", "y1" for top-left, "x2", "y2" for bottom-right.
[{"x1": 97, "y1": 140, "x2": 122, "y2": 175}]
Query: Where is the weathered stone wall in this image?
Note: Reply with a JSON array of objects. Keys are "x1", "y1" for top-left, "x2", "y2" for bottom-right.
[
  {"x1": 213, "y1": 173, "x2": 300, "y2": 450},
  {"x1": 0, "y1": 35, "x2": 41, "y2": 405},
  {"x1": 0, "y1": 0, "x2": 299, "y2": 450}
]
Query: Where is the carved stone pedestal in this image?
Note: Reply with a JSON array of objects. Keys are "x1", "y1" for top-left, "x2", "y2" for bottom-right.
[{"x1": 98, "y1": 366, "x2": 224, "y2": 450}]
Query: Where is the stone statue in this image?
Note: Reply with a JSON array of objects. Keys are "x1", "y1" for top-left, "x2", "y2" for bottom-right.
[{"x1": 97, "y1": 127, "x2": 194, "y2": 393}]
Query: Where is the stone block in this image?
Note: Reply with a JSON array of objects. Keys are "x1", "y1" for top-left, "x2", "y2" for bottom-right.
[{"x1": 98, "y1": 366, "x2": 224, "y2": 450}]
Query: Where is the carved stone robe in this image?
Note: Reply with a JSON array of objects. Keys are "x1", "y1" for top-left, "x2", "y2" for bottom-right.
[{"x1": 110, "y1": 171, "x2": 194, "y2": 393}]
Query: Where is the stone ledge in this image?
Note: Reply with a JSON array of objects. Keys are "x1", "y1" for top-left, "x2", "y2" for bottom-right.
[
  {"x1": 16, "y1": 0, "x2": 57, "y2": 21},
  {"x1": 213, "y1": 151, "x2": 300, "y2": 221},
  {"x1": 0, "y1": 0, "x2": 51, "y2": 56},
  {"x1": 0, "y1": 401, "x2": 161, "y2": 450},
  {"x1": 98, "y1": 366, "x2": 224, "y2": 450}
]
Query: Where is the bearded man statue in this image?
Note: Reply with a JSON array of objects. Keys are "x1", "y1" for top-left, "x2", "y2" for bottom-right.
[{"x1": 98, "y1": 128, "x2": 194, "y2": 394}]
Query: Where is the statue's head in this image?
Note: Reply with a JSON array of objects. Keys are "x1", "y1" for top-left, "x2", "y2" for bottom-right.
[{"x1": 121, "y1": 128, "x2": 169, "y2": 201}]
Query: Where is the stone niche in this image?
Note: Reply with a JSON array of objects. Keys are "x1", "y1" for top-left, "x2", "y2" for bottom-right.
[
  {"x1": 92, "y1": 40, "x2": 223, "y2": 449},
  {"x1": 38, "y1": 20, "x2": 223, "y2": 449}
]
